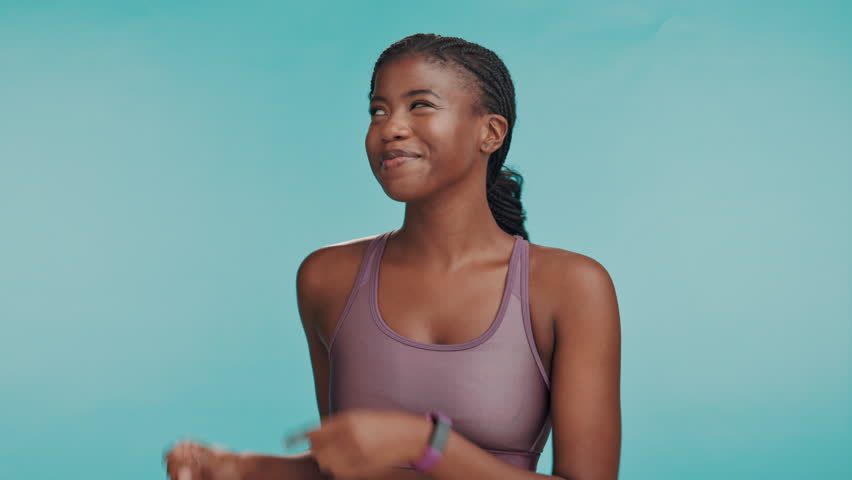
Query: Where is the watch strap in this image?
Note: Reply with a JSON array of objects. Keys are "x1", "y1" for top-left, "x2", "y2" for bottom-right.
[{"x1": 410, "y1": 410, "x2": 452, "y2": 473}]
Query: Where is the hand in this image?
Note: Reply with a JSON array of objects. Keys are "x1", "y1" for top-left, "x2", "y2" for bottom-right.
[
  {"x1": 302, "y1": 409, "x2": 430, "y2": 479},
  {"x1": 163, "y1": 440, "x2": 242, "y2": 480}
]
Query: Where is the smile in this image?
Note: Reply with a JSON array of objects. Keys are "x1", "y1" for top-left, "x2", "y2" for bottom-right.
[{"x1": 381, "y1": 156, "x2": 419, "y2": 170}]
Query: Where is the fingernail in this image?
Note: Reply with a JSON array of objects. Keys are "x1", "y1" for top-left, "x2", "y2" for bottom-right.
[{"x1": 177, "y1": 465, "x2": 192, "y2": 480}]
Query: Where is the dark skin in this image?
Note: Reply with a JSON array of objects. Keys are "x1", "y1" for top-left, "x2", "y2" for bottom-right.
[
  {"x1": 299, "y1": 55, "x2": 622, "y2": 479},
  {"x1": 164, "y1": 54, "x2": 621, "y2": 480}
]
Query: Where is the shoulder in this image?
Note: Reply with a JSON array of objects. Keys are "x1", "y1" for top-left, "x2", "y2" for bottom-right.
[
  {"x1": 528, "y1": 241, "x2": 614, "y2": 292},
  {"x1": 531, "y1": 243, "x2": 622, "y2": 478},
  {"x1": 296, "y1": 233, "x2": 381, "y2": 341},
  {"x1": 297, "y1": 234, "x2": 377, "y2": 285},
  {"x1": 527, "y1": 241, "x2": 618, "y2": 330}
]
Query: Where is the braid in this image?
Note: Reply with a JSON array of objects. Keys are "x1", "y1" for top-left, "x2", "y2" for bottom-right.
[{"x1": 368, "y1": 33, "x2": 529, "y2": 241}]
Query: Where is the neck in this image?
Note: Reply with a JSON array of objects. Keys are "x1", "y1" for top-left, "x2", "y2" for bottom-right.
[{"x1": 392, "y1": 182, "x2": 514, "y2": 272}]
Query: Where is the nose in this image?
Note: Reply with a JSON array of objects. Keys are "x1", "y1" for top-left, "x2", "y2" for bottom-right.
[{"x1": 380, "y1": 116, "x2": 412, "y2": 142}]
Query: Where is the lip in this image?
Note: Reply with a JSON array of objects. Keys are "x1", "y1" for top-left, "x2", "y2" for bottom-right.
[
  {"x1": 381, "y1": 149, "x2": 422, "y2": 162},
  {"x1": 379, "y1": 148, "x2": 422, "y2": 173},
  {"x1": 381, "y1": 155, "x2": 419, "y2": 171}
]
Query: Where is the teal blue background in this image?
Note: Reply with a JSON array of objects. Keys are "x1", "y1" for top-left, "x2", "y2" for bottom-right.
[{"x1": 1, "y1": 1, "x2": 849, "y2": 478}]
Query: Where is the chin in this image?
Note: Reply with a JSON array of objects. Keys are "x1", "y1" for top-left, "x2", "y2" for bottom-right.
[{"x1": 380, "y1": 183, "x2": 431, "y2": 203}]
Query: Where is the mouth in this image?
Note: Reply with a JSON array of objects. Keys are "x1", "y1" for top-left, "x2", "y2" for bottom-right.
[{"x1": 381, "y1": 155, "x2": 419, "y2": 169}]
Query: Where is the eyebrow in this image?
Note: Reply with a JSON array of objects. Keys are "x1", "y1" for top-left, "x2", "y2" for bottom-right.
[{"x1": 369, "y1": 89, "x2": 442, "y2": 102}]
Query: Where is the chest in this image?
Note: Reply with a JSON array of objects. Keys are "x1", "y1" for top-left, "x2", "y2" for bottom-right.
[{"x1": 368, "y1": 245, "x2": 556, "y2": 381}]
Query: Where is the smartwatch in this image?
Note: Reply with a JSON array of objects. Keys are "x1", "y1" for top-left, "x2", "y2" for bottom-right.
[{"x1": 410, "y1": 410, "x2": 453, "y2": 473}]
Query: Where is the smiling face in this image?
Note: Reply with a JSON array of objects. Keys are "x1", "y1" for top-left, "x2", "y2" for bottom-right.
[{"x1": 365, "y1": 54, "x2": 488, "y2": 202}]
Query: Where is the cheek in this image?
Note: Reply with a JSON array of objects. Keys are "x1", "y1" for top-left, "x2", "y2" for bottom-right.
[
  {"x1": 364, "y1": 128, "x2": 382, "y2": 159},
  {"x1": 364, "y1": 126, "x2": 377, "y2": 146},
  {"x1": 422, "y1": 120, "x2": 476, "y2": 165}
]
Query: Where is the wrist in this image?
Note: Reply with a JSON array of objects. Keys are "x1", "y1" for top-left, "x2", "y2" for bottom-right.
[
  {"x1": 408, "y1": 411, "x2": 453, "y2": 473},
  {"x1": 407, "y1": 415, "x2": 435, "y2": 464}
]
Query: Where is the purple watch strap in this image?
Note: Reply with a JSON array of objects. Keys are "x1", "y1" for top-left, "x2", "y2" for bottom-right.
[
  {"x1": 412, "y1": 446, "x2": 443, "y2": 471},
  {"x1": 410, "y1": 411, "x2": 452, "y2": 473}
]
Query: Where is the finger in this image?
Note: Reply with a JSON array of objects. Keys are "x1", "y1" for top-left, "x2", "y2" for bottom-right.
[
  {"x1": 303, "y1": 429, "x2": 328, "y2": 452},
  {"x1": 283, "y1": 431, "x2": 309, "y2": 449},
  {"x1": 309, "y1": 448, "x2": 332, "y2": 477},
  {"x1": 163, "y1": 442, "x2": 174, "y2": 464},
  {"x1": 209, "y1": 442, "x2": 229, "y2": 452},
  {"x1": 316, "y1": 448, "x2": 358, "y2": 479},
  {"x1": 177, "y1": 465, "x2": 192, "y2": 480},
  {"x1": 165, "y1": 459, "x2": 180, "y2": 477}
]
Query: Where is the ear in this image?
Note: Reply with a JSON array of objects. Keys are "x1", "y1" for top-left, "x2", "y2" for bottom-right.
[{"x1": 479, "y1": 113, "x2": 509, "y2": 155}]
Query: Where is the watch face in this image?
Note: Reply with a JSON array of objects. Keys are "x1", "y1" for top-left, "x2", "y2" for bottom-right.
[{"x1": 430, "y1": 419, "x2": 452, "y2": 452}]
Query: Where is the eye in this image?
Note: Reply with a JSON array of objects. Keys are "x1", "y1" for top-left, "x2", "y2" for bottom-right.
[{"x1": 369, "y1": 101, "x2": 433, "y2": 116}]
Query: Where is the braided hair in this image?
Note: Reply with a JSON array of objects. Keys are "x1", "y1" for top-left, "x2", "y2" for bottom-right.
[{"x1": 368, "y1": 33, "x2": 529, "y2": 241}]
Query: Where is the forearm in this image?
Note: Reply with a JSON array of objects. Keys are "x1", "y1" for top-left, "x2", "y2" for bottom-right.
[
  {"x1": 238, "y1": 450, "x2": 330, "y2": 480},
  {"x1": 419, "y1": 422, "x2": 566, "y2": 480}
]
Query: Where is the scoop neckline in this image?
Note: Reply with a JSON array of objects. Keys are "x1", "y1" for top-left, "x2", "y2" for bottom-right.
[{"x1": 369, "y1": 230, "x2": 522, "y2": 351}]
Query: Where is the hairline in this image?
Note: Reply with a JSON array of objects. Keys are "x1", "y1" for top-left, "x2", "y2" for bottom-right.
[{"x1": 370, "y1": 52, "x2": 487, "y2": 117}]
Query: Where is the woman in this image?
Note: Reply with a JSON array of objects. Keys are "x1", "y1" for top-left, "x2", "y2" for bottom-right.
[{"x1": 165, "y1": 33, "x2": 622, "y2": 480}]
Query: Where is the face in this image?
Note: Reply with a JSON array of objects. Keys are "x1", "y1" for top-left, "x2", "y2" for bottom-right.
[{"x1": 365, "y1": 55, "x2": 489, "y2": 202}]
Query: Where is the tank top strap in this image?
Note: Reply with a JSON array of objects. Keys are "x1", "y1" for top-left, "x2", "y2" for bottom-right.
[
  {"x1": 517, "y1": 234, "x2": 551, "y2": 390},
  {"x1": 508, "y1": 234, "x2": 526, "y2": 298},
  {"x1": 361, "y1": 231, "x2": 393, "y2": 287},
  {"x1": 326, "y1": 231, "x2": 393, "y2": 351}
]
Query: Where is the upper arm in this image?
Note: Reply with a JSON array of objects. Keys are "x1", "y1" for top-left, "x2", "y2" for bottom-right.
[
  {"x1": 296, "y1": 249, "x2": 333, "y2": 420},
  {"x1": 549, "y1": 254, "x2": 622, "y2": 480}
]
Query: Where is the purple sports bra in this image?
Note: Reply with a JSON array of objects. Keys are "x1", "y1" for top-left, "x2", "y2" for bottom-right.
[{"x1": 327, "y1": 230, "x2": 552, "y2": 472}]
